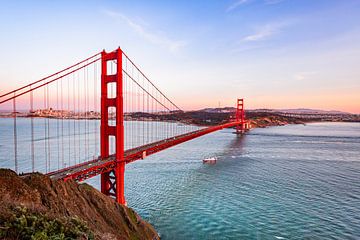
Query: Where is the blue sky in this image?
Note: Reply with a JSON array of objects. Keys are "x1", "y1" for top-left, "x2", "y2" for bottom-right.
[{"x1": 0, "y1": 0, "x2": 359, "y2": 112}]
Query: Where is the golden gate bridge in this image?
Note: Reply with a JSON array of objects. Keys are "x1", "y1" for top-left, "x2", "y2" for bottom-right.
[{"x1": 0, "y1": 47, "x2": 248, "y2": 205}]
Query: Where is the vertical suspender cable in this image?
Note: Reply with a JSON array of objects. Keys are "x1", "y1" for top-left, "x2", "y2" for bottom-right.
[
  {"x1": 68, "y1": 76, "x2": 71, "y2": 166},
  {"x1": 94, "y1": 61, "x2": 97, "y2": 157},
  {"x1": 47, "y1": 84, "x2": 50, "y2": 172},
  {"x1": 166, "y1": 98, "x2": 168, "y2": 139},
  {"x1": 137, "y1": 70, "x2": 139, "y2": 146},
  {"x1": 44, "y1": 87, "x2": 48, "y2": 173},
  {"x1": 85, "y1": 63, "x2": 89, "y2": 160},
  {"x1": 124, "y1": 59, "x2": 127, "y2": 149},
  {"x1": 151, "y1": 83, "x2": 153, "y2": 140},
  {"x1": 73, "y1": 70, "x2": 77, "y2": 163},
  {"x1": 61, "y1": 77, "x2": 64, "y2": 167},
  {"x1": 30, "y1": 88, "x2": 35, "y2": 172},
  {"x1": 147, "y1": 77, "x2": 149, "y2": 144},
  {"x1": 155, "y1": 91, "x2": 157, "y2": 141},
  {"x1": 131, "y1": 64, "x2": 134, "y2": 148},
  {"x1": 142, "y1": 75, "x2": 145, "y2": 145},
  {"x1": 87, "y1": 63, "x2": 90, "y2": 159},
  {"x1": 13, "y1": 92, "x2": 18, "y2": 173},
  {"x1": 57, "y1": 80, "x2": 60, "y2": 169},
  {"x1": 77, "y1": 71, "x2": 80, "y2": 163},
  {"x1": 84, "y1": 66, "x2": 87, "y2": 161}
]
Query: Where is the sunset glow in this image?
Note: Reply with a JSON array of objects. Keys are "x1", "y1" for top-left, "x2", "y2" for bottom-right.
[{"x1": 0, "y1": 0, "x2": 359, "y2": 113}]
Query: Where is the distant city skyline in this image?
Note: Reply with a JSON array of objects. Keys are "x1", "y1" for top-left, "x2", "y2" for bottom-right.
[{"x1": 0, "y1": 0, "x2": 359, "y2": 113}]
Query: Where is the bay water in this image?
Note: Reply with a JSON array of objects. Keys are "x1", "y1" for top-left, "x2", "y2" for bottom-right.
[{"x1": 1, "y1": 119, "x2": 359, "y2": 239}]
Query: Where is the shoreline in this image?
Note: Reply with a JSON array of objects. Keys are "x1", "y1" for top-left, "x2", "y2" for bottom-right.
[
  {"x1": 0, "y1": 114, "x2": 359, "y2": 127},
  {"x1": 0, "y1": 169, "x2": 160, "y2": 240}
]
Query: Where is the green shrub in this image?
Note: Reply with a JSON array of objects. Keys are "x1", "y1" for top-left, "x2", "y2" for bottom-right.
[{"x1": 0, "y1": 207, "x2": 94, "y2": 240}]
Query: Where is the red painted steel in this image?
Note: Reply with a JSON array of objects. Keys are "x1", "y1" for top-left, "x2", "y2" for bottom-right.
[
  {"x1": 0, "y1": 52, "x2": 100, "y2": 98},
  {"x1": 236, "y1": 98, "x2": 245, "y2": 134},
  {"x1": 0, "y1": 44, "x2": 247, "y2": 205},
  {"x1": 0, "y1": 48, "x2": 248, "y2": 207},
  {"x1": 100, "y1": 48, "x2": 125, "y2": 205},
  {"x1": 122, "y1": 51, "x2": 182, "y2": 111},
  {"x1": 48, "y1": 120, "x2": 242, "y2": 182},
  {"x1": 0, "y1": 54, "x2": 101, "y2": 104}
]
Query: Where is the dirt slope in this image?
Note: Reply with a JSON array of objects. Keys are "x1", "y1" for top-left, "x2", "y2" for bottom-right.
[{"x1": 0, "y1": 169, "x2": 159, "y2": 240}]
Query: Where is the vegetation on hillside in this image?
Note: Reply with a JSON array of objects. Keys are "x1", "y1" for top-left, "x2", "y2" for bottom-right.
[{"x1": 0, "y1": 169, "x2": 159, "y2": 240}]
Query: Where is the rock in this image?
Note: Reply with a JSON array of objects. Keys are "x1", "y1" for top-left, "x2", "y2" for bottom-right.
[{"x1": 0, "y1": 169, "x2": 159, "y2": 240}]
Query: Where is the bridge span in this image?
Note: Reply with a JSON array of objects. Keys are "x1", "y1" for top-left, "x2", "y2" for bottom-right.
[
  {"x1": 48, "y1": 121, "x2": 243, "y2": 182},
  {"x1": 0, "y1": 47, "x2": 248, "y2": 204}
]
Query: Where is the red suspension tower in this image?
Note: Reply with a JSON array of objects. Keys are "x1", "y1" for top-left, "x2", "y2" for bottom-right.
[
  {"x1": 100, "y1": 48, "x2": 126, "y2": 205},
  {"x1": 236, "y1": 98, "x2": 245, "y2": 134}
]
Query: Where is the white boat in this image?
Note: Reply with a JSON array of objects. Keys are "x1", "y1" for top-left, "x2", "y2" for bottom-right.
[{"x1": 203, "y1": 156, "x2": 217, "y2": 164}]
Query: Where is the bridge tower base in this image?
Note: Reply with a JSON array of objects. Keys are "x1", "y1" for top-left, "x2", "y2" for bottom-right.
[{"x1": 100, "y1": 48, "x2": 126, "y2": 205}]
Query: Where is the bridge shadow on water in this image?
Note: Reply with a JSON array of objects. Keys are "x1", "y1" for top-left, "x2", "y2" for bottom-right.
[{"x1": 220, "y1": 133, "x2": 247, "y2": 157}]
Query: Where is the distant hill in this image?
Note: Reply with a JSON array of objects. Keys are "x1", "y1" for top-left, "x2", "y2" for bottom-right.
[
  {"x1": 201, "y1": 107, "x2": 235, "y2": 113},
  {"x1": 199, "y1": 107, "x2": 351, "y2": 115},
  {"x1": 249, "y1": 108, "x2": 351, "y2": 115}
]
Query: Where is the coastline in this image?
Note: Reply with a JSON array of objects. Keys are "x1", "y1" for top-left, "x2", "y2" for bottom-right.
[
  {"x1": 247, "y1": 115, "x2": 308, "y2": 129},
  {"x1": 0, "y1": 113, "x2": 358, "y2": 239},
  {"x1": 0, "y1": 169, "x2": 160, "y2": 240}
]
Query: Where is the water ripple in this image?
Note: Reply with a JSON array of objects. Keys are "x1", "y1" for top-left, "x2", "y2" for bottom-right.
[{"x1": 124, "y1": 123, "x2": 360, "y2": 239}]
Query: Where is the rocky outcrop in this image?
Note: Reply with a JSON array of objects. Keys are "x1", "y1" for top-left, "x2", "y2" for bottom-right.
[
  {"x1": 249, "y1": 115, "x2": 306, "y2": 128},
  {"x1": 0, "y1": 169, "x2": 159, "y2": 240}
]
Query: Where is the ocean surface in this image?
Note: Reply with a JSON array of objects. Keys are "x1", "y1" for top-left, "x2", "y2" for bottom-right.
[{"x1": 1, "y1": 120, "x2": 360, "y2": 239}]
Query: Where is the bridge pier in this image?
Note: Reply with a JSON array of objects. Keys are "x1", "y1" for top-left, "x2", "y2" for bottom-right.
[{"x1": 100, "y1": 48, "x2": 126, "y2": 205}]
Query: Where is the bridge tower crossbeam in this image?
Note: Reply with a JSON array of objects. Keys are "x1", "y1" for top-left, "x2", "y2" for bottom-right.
[
  {"x1": 100, "y1": 48, "x2": 126, "y2": 205},
  {"x1": 0, "y1": 45, "x2": 250, "y2": 206},
  {"x1": 236, "y1": 98, "x2": 245, "y2": 134}
]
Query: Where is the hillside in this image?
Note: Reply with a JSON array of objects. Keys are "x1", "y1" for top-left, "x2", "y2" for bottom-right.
[{"x1": 0, "y1": 169, "x2": 159, "y2": 240}]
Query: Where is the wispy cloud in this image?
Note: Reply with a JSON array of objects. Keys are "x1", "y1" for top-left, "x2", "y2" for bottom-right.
[
  {"x1": 226, "y1": 0, "x2": 251, "y2": 12},
  {"x1": 241, "y1": 22, "x2": 289, "y2": 42},
  {"x1": 231, "y1": 20, "x2": 293, "y2": 53},
  {"x1": 103, "y1": 10, "x2": 187, "y2": 53},
  {"x1": 265, "y1": 0, "x2": 285, "y2": 4},
  {"x1": 227, "y1": 0, "x2": 285, "y2": 12},
  {"x1": 242, "y1": 25, "x2": 277, "y2": 42}
]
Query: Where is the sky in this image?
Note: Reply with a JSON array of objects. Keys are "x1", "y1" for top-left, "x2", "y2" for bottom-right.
[{"x1": 0, "y1": 0, "x2": 359, "y2": 113}]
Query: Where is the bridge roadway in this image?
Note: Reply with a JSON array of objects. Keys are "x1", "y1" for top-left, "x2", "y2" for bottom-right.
[{"x1": 48, "y1": 121, "x2": 242, "y2": 182}]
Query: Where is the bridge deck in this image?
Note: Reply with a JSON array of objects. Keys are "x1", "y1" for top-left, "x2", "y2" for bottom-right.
[{"x1": 48, "y1": 121, "x2": 243, "y2": 182}]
